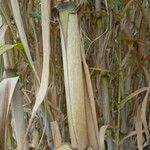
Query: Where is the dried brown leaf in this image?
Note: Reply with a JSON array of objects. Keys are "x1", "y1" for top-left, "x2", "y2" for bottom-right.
[
  {"x1": 99, "y1": 125, "x2": 110, "y2": 150},
  {"x1": 81, "y1": 44, "x2": 99, "y2": 149}
]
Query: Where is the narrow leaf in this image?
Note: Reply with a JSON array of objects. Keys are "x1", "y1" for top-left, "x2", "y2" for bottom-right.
[
  {"x1": 120, "y1": 87, "x2": 148, "y2": 109},
  {"x1": 0, "y1": 44, "x2": 17, "y2": 56},
  {"x1": 10, "y1": 0, "x2": 39, "y2": 82},
  {"x1": 23, "y1": 0, "x2": 51, "y2": 146}
]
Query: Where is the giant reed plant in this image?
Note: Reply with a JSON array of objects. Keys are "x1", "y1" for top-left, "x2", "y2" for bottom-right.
[{"x1": 0, "y1": 0, "x2": 150, "y2": 150}]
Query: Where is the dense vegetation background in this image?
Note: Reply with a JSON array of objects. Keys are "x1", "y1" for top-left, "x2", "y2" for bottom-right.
[{"x1": 0, "y1": 0, "x2": 150, "y2": 149}]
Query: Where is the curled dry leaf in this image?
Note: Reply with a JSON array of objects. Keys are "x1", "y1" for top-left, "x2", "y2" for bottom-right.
[
  {"x1": 81, "y1": 44, "x2": 99, "y2": 149},
  {"x1": 11, "y1": 85, "x2": 29, "y2": 150},
  {"x1": 0, "y1": 77, "x2": 19, "y2": 150},
  {"x1": 99, "y1": 125, "x2": 113, "y2": 150}
]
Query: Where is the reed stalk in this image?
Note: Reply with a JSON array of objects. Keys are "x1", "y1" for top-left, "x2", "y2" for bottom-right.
[{"x1": 58, "y1": 2, "x2": 88, "y2": 149}]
